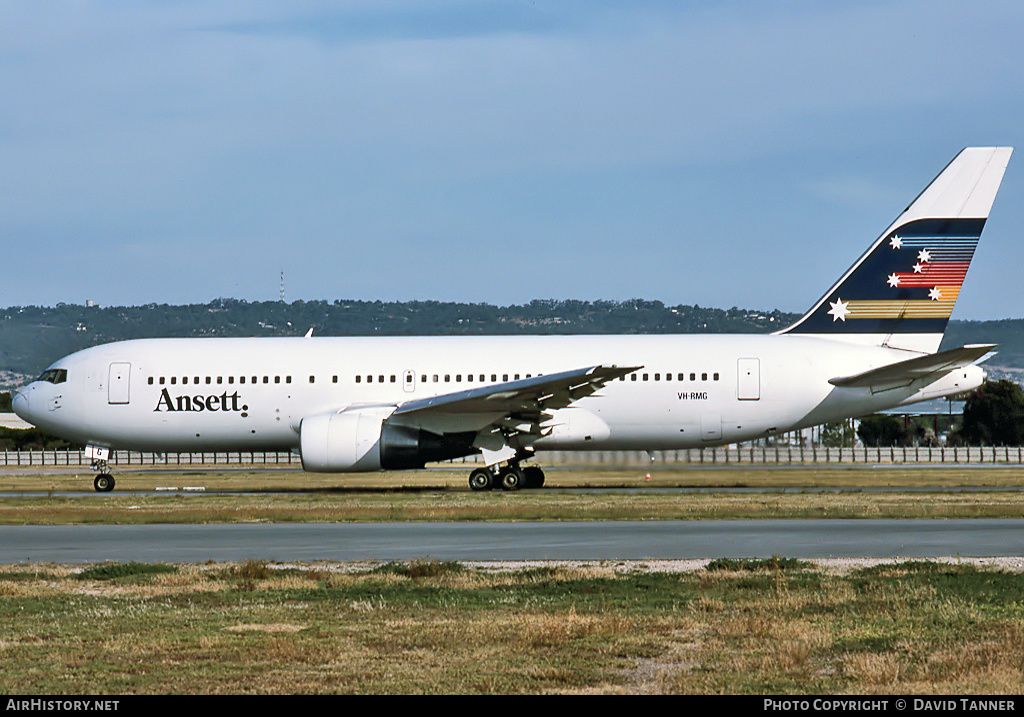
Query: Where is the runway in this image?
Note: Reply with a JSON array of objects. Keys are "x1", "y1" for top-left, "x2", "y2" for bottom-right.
[{"x1": 2, "y1": 518, "x2": 1023, "y2": 564}]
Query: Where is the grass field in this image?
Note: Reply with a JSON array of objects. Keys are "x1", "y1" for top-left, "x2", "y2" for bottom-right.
[
  {"x1": 1, "y1": 557, "x2": 1023, "y2": 694},
  {"x1": 0, "y1": 464, "x2": 1023, "y2": 524},
  {"x1": 1, "y1": 464, "x2": 1023, "y2": 694}
]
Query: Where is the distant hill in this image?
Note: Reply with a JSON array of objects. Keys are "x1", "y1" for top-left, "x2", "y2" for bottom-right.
[{"x1": 2, "y1": 299, "x2": 1020, "y2": 389}]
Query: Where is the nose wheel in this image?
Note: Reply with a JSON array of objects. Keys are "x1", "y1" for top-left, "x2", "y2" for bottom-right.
[{"x1": 90, "y1": 455, "x2": 115, "y2": 492}]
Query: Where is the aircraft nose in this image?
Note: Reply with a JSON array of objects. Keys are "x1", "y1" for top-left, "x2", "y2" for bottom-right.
[{"x1": 12, "y1": 389, "x2": 31, "y2": 422}]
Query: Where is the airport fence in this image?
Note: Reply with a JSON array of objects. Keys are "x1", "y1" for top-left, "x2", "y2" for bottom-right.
[{"x1": 3, "y1": 445, "x2": 1024, "y2": 468}]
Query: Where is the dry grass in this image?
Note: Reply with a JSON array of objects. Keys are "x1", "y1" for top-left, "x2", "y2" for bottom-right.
[
  {"x1": 1, "y1": 558, "x2": 1023, "y2": 694},
  {"x1": 3, "y1": 465, "x2": 1024, "y2": 525}
]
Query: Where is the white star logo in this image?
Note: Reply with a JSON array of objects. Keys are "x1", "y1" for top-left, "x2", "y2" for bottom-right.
[
  {"x1": 929, "y1": 287, "x2": 942, "y2": 301},
  {"x1": 913, "y1": 262, "x2": 925, "y2": 273},
  {"x1": 918, "y1": 249, "x2": 931, "y2": 263},
  {"x1": 828, "y1": 297, "x2": 851, "y2": 322},
  {"x1": 889, "y1": 235, "x2": 902, "y2": 249},
  {"x1": 887, "y1": 273, "x2": 900, "y2": 287}
]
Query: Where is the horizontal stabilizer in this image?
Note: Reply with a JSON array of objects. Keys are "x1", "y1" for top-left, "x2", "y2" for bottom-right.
[{"x1": 828, "y1": 344, "x2": 996, "y2": 389}]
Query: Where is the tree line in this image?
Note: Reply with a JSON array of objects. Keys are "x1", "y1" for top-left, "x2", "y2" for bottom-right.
[
  {"x1": 833, "y1": 380, "x2": 1024, "y2": 447},
  {"x1": 1, "y1": 298, "x2": 794, "y2": 378}
]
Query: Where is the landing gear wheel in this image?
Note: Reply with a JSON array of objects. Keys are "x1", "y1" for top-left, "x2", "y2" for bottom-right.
[
  {"x1": 93, "y1": 474, "x2": 115, "y2": 493},
  {"x1": 523, "y1": 465, "x2": 545, "y2": 489},
  {"x1": 499, "y1": 464, "x2": 525, "y2": 491},
  {"x1": 469, "y1": 468, "x2": 494, "y2": 492}
]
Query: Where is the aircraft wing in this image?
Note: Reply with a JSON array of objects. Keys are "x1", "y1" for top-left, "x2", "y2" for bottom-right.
[
  {"x1": 389, "y1": 364, "x2": 639, "y2": 439},
  {"x1": 828, "y1": 344, "x2": 996, "y2": 389}
]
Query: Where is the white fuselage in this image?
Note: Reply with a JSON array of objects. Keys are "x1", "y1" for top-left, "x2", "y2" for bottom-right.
[{"x1": 12, "y1": 334, "x2": 983, "y2": 458}]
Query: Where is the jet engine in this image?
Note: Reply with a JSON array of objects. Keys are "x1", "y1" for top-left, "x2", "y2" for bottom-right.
[{"x1": 299, "y1": 408, "x2": 475, "y2": 472}]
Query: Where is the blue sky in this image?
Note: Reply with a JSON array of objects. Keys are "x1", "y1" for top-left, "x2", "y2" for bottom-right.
[{"x1": 2, "y1": 1, "x2": 1023, "y2": 320}]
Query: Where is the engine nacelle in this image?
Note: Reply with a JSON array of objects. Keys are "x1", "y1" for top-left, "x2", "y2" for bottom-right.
[{"x1": 299, "y1": 409, "x2": 475, "y2": 473}]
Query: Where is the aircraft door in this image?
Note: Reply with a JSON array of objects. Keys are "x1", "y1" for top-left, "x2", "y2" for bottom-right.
[
  {"x1": 403, "y1": 370, "x2": 416, "y2": 393},
  {"x1": 108, "y1": 363, "x2": 131, "y2": 404},
  {"x1": 737, "y1": 358, "x2": 760, "y2": 401}
]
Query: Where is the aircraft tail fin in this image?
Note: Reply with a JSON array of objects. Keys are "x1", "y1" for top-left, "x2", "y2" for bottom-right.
[{"x1": 779, "y1": 147, "x2": 1012, "y2": 353}]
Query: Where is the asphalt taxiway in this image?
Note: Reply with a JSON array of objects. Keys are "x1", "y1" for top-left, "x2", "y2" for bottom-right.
[{"x1": 2, "y1": 518, "x2": 1022, "y2": 564}]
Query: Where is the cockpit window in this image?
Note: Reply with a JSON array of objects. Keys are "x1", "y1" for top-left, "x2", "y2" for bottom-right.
[{"x1": 36, "y1": 369, "x2": 68, "y2": 384}]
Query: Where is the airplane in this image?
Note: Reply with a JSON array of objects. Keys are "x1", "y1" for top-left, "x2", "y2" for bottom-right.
[{"x1": 12, "y1": 147, "x2": 1012, "y2": 493}]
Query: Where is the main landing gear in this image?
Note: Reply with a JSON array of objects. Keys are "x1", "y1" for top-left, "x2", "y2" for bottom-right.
[{"x1": 468, "y1": 461, "x2": 545, "y2": 492}]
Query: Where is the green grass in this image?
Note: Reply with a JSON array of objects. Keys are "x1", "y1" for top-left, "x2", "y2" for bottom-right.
[{"x1": 74, "y1": 562, "x2": 178, "y2": 581}]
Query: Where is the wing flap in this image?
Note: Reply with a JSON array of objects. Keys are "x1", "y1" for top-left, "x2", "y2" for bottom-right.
[{"x1": 390, "y1": 365, "x2": 639, "y2": 435}]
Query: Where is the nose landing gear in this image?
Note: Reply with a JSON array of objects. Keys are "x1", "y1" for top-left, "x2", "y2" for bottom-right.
[
  {"x1": 93, "y1": 472, "x2": 116, "y2": 492},
  {"x1": 87, "y1": 447, "x2": 116, "y2": 492}
]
